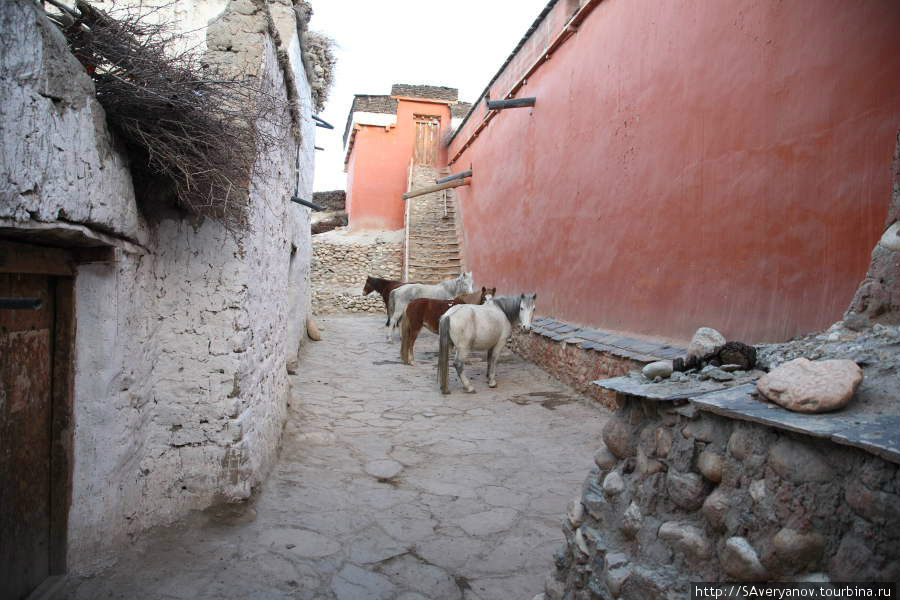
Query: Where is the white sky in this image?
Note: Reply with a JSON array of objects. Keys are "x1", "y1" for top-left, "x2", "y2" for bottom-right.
[{"x1": 308, "y1": 0, "x2": 550, "y2": 191}]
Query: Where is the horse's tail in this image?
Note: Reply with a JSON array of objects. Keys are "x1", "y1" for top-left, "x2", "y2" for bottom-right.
[
  {"x1": 438, "y1": 315, "x2": 451, "y2": 394},
  {"x1": 400, "y1": 312, "x2": 411, "y2": 365}
]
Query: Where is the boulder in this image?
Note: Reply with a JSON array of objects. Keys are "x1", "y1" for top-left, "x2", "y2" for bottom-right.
[
  {"x1": 621, "y1": 501, "x2": 642, "y2": 539},
  {"x1": 722, "y1": 537, "x2": 768, "y2": 581},
  {"x1": 642, "y1": 360, "x2": 673, "y2": 379},
  {"x1": 658, "y1": 521, "x2": 711, "y2": 559},
  {"x1": 756, "y1": 358, "x2": 863, "y2": 413},
  {"x1": 687, "y1": 327, "x2": 726, "y2": 360},
  {"x1": 697, "y1": 449, "x2": 723, "y2": 483},
  {"x1": 701, "y1": 488, "x2": 729, "y2": 530},
  {"x1": 306, "y1": 317, "x2": 322, "y2": 341},
  {"x1": 602, "y1": 416, "x2": 636, "y2": 459},
  {"x1": 594, "y1": 444, "x2": 618, "y2": 471},
  {"x1": 773, "y1": 528, "x2": 825, "y2": 568},
  {"x1": 666, "y1": 470, "x2": 708, "y2": 511}
]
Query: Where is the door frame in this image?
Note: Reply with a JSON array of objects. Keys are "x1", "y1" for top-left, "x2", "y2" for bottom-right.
[{"x1": 0, "y1": 240, "x2": 76, "y2": 579}]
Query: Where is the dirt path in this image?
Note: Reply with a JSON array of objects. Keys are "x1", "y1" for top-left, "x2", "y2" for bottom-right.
[{"x1": 64, "y1": 315, "x2": 610, "y2": 600}]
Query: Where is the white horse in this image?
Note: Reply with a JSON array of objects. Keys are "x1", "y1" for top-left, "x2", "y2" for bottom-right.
[
  {"x1": 385, "y1": 272, "x2": 473, "y2": 342},
  {"x1": 438, "y1": 294, "x2": 537, "y2": 394}
]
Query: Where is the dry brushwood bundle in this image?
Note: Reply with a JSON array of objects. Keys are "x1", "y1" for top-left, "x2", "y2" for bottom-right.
[{"x1": 48, "y1": 0, "x2": 288, "y2": 230}]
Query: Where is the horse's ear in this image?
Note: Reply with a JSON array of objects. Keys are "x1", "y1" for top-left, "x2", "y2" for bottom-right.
[
  {"x1": 532, "y1": 293, "x2": 537, "y2": 300},
  {"x1": 481, "y1": 286, "x2": 486, "y2": 293}
]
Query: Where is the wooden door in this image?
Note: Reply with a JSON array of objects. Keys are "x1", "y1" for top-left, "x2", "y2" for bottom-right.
[
  {"x1": 0, "y1": 273, "x2": 54, "y2": 599},
  {"x1": 413, "y1": 115, "x2": 440, "y2": 166}
]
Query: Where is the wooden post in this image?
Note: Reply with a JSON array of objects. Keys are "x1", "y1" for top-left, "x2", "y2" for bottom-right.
[
  {"x1": 486, "y1": 97, "x2": 536, "y2": 110},
  {"x1": 435, "y1": 170, "x2": 472, "y2": 185},
  {"x1": 402, "y1": 178, "x2": 469, "y2": 200}
]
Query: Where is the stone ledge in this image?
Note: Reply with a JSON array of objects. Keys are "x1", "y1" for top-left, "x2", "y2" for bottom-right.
[
  {"x1": 531, "y1": 317, "x2": 685, "y2": 362},
  {"x1": 593, "y1": 377, "x2": 900, "y2": 465},
  {"x1": 691, "y1": 384, "x2": 900, "y2": 465}
]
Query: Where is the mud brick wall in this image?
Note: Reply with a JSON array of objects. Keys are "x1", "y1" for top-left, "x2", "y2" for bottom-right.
[
  {"x1": 311, "y1": 236, "x2": 403, "y2": 315},
  {"x1": 547, "y1": 399, "x2": 900, "y2": 599}
]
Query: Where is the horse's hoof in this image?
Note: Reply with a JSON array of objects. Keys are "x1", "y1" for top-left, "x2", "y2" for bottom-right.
[
  {"x1": 464, "y1": 387, "x2": 476, "y2": 394},
  {"x1": 487, "y1": 381, "x2": 497, "y2": 388}
]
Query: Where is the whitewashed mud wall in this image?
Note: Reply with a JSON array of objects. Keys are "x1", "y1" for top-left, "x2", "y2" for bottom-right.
[{"x1": 0, "y1": 0, "x2": 315, "y2": 574}]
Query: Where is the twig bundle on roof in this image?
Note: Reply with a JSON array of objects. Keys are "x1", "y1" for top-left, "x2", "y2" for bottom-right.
[{"x1": 49, "y1": 0, "x2": 288, "y2": 230}]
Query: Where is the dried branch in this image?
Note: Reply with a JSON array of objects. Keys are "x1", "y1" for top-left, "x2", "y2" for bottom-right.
[{"x1": 53, "y1": 0, "x2": 290, "y2": 230}]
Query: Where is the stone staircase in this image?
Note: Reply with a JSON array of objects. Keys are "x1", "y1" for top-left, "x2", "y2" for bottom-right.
[{"x1": 404, "y1": 165, "x2": 464, "y2": 284}]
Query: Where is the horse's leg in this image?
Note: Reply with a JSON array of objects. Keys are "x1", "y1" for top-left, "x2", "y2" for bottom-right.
[
  {"x1": 453, "y1": 344, "x2": 476, "y2": 394},
  {"x1": 486, "y1": 340, "x2": 504, "y2": 388},
  {"x1": 407, "y1": 319, "x2": 423, "y2": 366},
  {"x1": 385, "y1": 297, "x2": 397, "y2": 343}
]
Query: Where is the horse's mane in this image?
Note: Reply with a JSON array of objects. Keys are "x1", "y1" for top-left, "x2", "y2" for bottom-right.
[{"x1": 491, "y1": 296, "x2": 521, "y2": 324}]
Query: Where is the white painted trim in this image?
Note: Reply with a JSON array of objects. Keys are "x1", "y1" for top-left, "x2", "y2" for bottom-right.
[{"x1": 351, "y1": 111, "x2": 397, "y2": 128}]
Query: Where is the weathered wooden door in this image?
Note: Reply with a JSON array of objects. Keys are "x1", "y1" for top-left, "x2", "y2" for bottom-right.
[
  {"x1": 0, "y1": 273, "x2": 54, "y2": 599},
  {"x1": 413, "y1": 115, "x2": 440, "y2": 166}
]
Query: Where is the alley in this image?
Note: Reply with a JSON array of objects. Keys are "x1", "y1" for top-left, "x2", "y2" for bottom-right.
[{"x1": 64, "y1": 315, "x2": 609, "y2": 600}]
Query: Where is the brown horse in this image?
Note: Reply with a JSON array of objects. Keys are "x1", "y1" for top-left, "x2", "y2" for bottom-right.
[
  {"x1": 363, "y1": 276, "x2": 406, "y2": 324},
  {"x1": 400, "y1": 287, "x2": 494, "y2": 365}
]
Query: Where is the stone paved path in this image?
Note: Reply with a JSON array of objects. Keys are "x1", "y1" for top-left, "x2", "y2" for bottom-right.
[{"x1": 64, "y1": 315, "x2": 610, "y2": 599}]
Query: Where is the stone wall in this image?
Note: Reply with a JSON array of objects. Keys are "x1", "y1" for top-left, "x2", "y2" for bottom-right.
[
  {"x1": 311, "y1": 229, "x2": 403, "y2": 315},
  {"x1": 0, "y1": 0, "x2": 315, "y2": 575},
  {"x1": 512, "y1": 332, "x2": 640, "y2": 409},
  {"x1": 313, "y1": 189, "x2": 346, "y2": 211},
  {"x1": 547, "y1": 398, "x2": 900, "y2": 598},
  {"x1": 511, "y1": 318, "x2": 686, "y2": 410},
  {"x1": 390, "y1": 83, "x2": 458, "y2": 101}
]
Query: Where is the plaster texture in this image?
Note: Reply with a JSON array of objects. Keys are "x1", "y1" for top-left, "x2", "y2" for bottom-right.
[
  {"x1": 0, "y1": 0, "x2": 142, "y2": 241},
  {"x1": 449, "y1": 0, "x2": 900, "y2": 343},
  {"x1": 62, "y1": 314, "x2": 610, "y2": 599},
  {"x1": 1, "y1": 0, "x2": 315, "y2": 574}
]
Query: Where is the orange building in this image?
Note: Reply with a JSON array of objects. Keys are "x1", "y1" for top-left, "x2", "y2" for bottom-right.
[{"x1": 343, "y1": 84, "x2": 471, "y2": 231}]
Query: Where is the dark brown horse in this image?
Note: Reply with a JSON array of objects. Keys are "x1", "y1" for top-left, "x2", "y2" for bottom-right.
[
  {"x1": 400, "y1": 287, "x2": 494, "y2": 365},
  {"x1": 363, "y1": 276, "x2": 406, "y2": 324}
]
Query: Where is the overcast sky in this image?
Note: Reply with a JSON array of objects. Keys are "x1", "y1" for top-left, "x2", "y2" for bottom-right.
[{"x1": 308, "y1": 0, "x2": 550, "y2": 191}]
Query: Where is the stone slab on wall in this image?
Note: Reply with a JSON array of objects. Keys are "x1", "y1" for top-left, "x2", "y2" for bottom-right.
[
  {"x1": 311, "y1": 229, "x2": 403, "y2": 315},
  {"x1": 512, "y1": 317, "x2": 686, "y2": 409},
  {"x1": 548, "y1": 398, "x2": 900, "y2": 598}
]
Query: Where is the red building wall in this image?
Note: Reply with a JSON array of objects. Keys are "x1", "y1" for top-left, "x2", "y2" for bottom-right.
[
  {"x1": 449, "y1": 0, "x2": 900, "y2": 344},
  {"x1": 346, "y1": 99, "x2": 453, "y2": 231}
]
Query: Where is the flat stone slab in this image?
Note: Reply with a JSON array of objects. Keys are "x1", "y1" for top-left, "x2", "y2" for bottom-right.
[
  {"x1": 365, "y1": 459, "x2": 404, "y2": 480},
  {"x1": 594, "y1": 374, "x2": 761, "y2": 402},
  {"x1": 529, "y1": 318, "x2": 685, "y2": 362},
  {"x1": 690, "y1": 384, "x2": 900, "y2": 464}
]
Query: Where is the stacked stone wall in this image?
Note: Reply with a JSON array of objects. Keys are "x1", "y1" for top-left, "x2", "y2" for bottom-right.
[
  {"x1": 311, "y1": 233, "x2": 403, "y2": 314},
  {"x1": 548, "y1": 398, "x2": 900, "y2": 599},
  {"x1": 511, "y1": 332, "x2": 640, "y2": 410}
]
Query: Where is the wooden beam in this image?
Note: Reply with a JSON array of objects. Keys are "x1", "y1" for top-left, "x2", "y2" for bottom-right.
[
  {"x1": 0, "y1": 241, "x2": 74, "y2": 276},
  {"x1": 486, "y1": 97, "x2": 536, "y2": 110},
  {"x1": 402, "y1": 178, "x2": 469, "y2": 200},
  {"x1": 435, "y1": 170, "x2": 472, "y2": 184}
]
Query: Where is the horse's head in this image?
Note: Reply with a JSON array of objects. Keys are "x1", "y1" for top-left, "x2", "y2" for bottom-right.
[
  {"x1": 518, "y1": 293, "x2": 537, "y2": 331},
  {"x1": 460, "y1": 271, "x2": 474, "y2": 294},
  {"x1": 362, "y1": 276, "x2": 374, "y2": 296}
]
